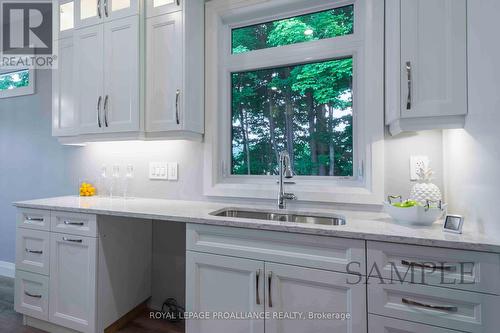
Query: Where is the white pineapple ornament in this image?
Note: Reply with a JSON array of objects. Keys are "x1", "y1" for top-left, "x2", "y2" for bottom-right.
[{"x1": 410, "y1": 166, "x2": 442, "y2": 205}]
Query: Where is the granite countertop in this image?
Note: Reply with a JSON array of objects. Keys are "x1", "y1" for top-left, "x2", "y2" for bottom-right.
[{"x1": 14, "y1": 196, "x2": 500, "y2": 253}]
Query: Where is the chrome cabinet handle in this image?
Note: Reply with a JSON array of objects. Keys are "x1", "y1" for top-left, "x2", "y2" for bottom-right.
[
  {"x1": 62, "y1": 237, "x2": 83, "y2": 243},
  {"x1": 25, "y1": 248, "x2": 43, "y2": 254},
  {"x1": 175, "y1": 89, "x2": 180, "y2": 125},
  {"x1": 402, "y1": 298, "x2": 458, "y2": 312},
  {"x1": 401, "y1": 260, "x2": 456, "y2": 272},
  {"x1": 256, "y1": 269, "x2": 261, "y2": 305},
  {"x1": 406, "y1": 61, "x2": 412, "y2": 110},
  {"x1": 97, "y1": 96, "x2": 102, "y2": 128},
  {"x1": 26, "y1": 217, "x2": 44, "y2": 222},
  {"x1": 24, "y1": 291, "x2": 42, "y2": 298},
  {"x1": 97, "y1": 0, "x2": 102, "y2": 18},
  {"x1": 104, "y1": 95, "x2": 109, "y2": 127},
  {"x1": 104, "y1": 0, "x2": 109, "y2": 17},
  {"x1": 64, "y1": 221, "x2": 85, "y2": 226},
  {"x1": 268, "y1": 271, "x2": 273, "y2": 308}
]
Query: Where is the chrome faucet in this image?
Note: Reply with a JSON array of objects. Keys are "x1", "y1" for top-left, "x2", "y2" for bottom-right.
[{"x1": 278, "y1": 151, "x2": 297, "y2": 209}]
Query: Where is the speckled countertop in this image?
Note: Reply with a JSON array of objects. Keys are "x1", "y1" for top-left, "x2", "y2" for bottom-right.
[{"x1": 14, "y1": 196, "x2": 500, "y2": 253}]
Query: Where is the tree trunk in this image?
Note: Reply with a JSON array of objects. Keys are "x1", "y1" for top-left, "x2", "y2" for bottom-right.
[
  {"x1": 240, "y1": 107, "x2": 251, "y2": 175},
  {"x1": 328, "y1": 104, "x2": 335, "y2": 176},
  {"x1": 306, "y1": 89, "x2": 318, "y2": 175},
  {"x1": 283, "y1": 68, "x2": 294, "y2": 166},
  {"x1": 268, "y1": 89, "x2": 279, "y2": 173},
  {"x1": 316, "y1": 104, "x2": 328, "y2": 176}
]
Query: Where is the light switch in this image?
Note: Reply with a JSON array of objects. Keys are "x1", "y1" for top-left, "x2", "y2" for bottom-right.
[
  {"x1": 168, "y1": 163, "x2": 178, "y2": 181},
  {"x1": 149, "y1": 162, "x2": 168, "y2": 180}
]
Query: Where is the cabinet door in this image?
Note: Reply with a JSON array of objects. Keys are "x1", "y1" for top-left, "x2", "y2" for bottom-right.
[
  {"x1": 400, "y1": 0, "x2": 467, "y2": 118},
  {"x1": 75, "y1": 24, "x2": 104, "y2": 134},
  {"x1": 265, "y1": 262, "x2": 366, "y2": 333},
  {"x1": 15, "y1": 270, "x2": 49, "y2": 321},
  {"x1": 55, "y1": 0, "x2": 76, "y2": 39},
  {"x1": 105, "y1": 0, "x2": 139, "y2": 21},
  {"x1": 49, "y1": 233, "x2": 97, "y2": 333},
  {"x1": 146, "y1": 12, "x2": 182, "y2": 132},
  {"x1": 53, "y1": 37, "x2": 77, "y2": 137},
  {"x1": 16, "y1": 229, "x2": 50, "y2": 275},
  {"x1": 76, "y1": 0, "x2": 103, "y2": 28},
  {"x1": 369, "y1": 314, "x2": 461, "y2": 333},
  {"x1": 146, "y1": 0, "x2": 182, "y2": 18},
  {"x1": 103, "y1": 16, "x2": 140, "y2": 132},
  {"x1": 186, "y1": 251, "x2": 265, "y2": 333}
]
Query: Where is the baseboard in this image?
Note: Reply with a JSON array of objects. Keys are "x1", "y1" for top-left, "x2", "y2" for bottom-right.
[{"x1": 0, "y1": 261, "x2": 15, "y2": 278}]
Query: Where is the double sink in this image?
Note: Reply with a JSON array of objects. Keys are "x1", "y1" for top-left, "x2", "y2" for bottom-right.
[{"x1": 211, "y1": 208, "x2": 346, "y2": 226}]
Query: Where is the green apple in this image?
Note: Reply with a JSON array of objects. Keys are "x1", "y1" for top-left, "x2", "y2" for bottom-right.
[{"x1": 392, "y1": 200, "x2": 420, "y2": 208}]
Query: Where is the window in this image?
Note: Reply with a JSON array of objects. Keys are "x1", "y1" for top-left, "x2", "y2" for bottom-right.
[
  {"x1": 205, "y1": 0, "x2": 384, "y2": 203},
  {"x1": 0, "y1": 68, "x2": 35, "y2": 98},
  {"x1": 231, "y1": 57, "x2": 353, "y2": 177}
]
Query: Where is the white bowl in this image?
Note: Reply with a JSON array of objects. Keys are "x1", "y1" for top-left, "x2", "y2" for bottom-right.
[{"x1": 384, "y1": 202, "x2": 447, "y2": 226}]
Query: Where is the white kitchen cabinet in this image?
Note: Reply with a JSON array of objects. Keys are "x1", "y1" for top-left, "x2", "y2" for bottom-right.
[
  {"x1": 75, "y1": 24, "x2": 104, "y2": 134},
  {"x1": 186, "y1": 252, "x2": 265, "y2": 333},
  {"x1": 146, "y1": 0, "x2": 182, "y2": 18},
  {"x1": 49, "y1": 232, "x2": 97, "y2": 333},
  {"x1": 385, "y1": 0, "x2": 467, "y2": 135},
  {"x1": 16, "y1": 229, "x2": 50, "y2": 276},
  {"x1": 102, "y1": 16, "x2": 140, "y2": 133},
  {"x1": 52, "y1": 37, "x2": 77, "y2": 137},
  {"x1": 146, "y1": 12, "x2": 182, "y2": 132},
  {"x1": 145, "y1": 0, "x2": 204, "y2": 137},
  {"x1": 14, "y1": 271, "x2": 50, "y2": 321},
  {"x1": 266, "y1": 262, "x2": 366, "y2": 333},
  {"x1": 76, "y1": 0, "x2": 137, "y2": 28},
  {"x1": 54, "y1": 0, "x2": 76, "y2": 39},
  {"x1": 369, "y1": 314, "x2": 462, "y2": 333}
]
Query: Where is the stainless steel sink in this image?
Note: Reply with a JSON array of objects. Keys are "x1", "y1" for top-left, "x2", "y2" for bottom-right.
[{"x1": 210, "y1": 208, "x2": 346, "y2": 226}]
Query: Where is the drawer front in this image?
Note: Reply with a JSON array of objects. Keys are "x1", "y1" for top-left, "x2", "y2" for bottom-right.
[
  {"x1": 50, "y1": 211, "x2": 97, "y2": 237},
  {"x1": 17, "y1": 209, "x2": 50, "y2": 231},
  {"x1": 367, "y1": 241, "x2": 500, "y2": 294},
  {"x1": 368, "y1": 279, "x2": 500, "y2": 333},
  {"x1": 14, "y1": 270, "x2": 49, "y2": 321},
  {"x1": 187, "y1": 224, "x2": 366, "y2": 274},
  {"x1": 16, "y1": 229, "x2": 50, "y2": 275},
  {"x1": 369, "y1": 314, "x2": 462, "y2": 333}
]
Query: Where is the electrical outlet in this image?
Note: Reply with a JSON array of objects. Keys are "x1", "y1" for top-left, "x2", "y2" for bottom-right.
[
  {"x1": 410, "y1": 156, "x2": 429, "y2": 181},
  {"x1": 149, "y1": 162, "x2": 168, "y2": 180},
  {"x1": 167, "y1": 163, "x2": 178, "y2": 181}
]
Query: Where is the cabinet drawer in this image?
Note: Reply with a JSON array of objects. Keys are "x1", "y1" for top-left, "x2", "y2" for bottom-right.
[
  {"x1": 14, "y1": 270, "x2": 49, "y2": 321},
  {"x1": 50, "y1": 211, "x2": 97, "y2": 237},
  {"x1": 16, "y1": 229, "x2": 50, "y2": 275},
  {"x1": 368, "y1": 279, "x2": 500, "y2": 333},
  {"x1": 369, "y1": 314, "x2": 462, "y2": 333},
  {"x1": 187, "y1": 224, "x2": 366, "y2": 274},
  {"x1": 367, "y1": 241, "x2": 500, "y2": 294},
  {"x1": 17, "y1": 209, "x2": 50, "y2": 231}
]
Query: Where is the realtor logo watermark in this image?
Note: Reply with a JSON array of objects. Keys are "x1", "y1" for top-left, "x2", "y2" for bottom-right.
[{"x1": 1, "y1": 0, "x2": 55, "y2": 69}]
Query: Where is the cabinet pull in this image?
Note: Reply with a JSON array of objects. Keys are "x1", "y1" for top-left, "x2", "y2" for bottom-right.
[
  {"x1": 401, "y1": 260, "x2": 456, "y2": 272},
  {"x1": 25, "y1": 248, "x2": 43, "y2": 254},
  {"x1": 175, "y1": 89, "x2": 180, "y2": 125},
  {"x1": 104, "y1": 0, "x2": 109, "y2": 17},
  {"x1": 26, "y1": 217, "x2": 44, "y2": 222},
  {"x1": 97, "y1": 96, "x2": 102, "y2": 128},
  {"x1": 402, "y1": 298, "x2": 458, "y2": 312},
  {"x1": 256, "y1": 269, "x2": 261, "y2": 305},
  {"x1": 62, "y1": 237, "x2": 83, "y2": 243},
  {"x1": 64, "y1": 221, "x2": 85, "y2": 226},
  {"x1": 268, "y1": 271, "x2": 273, "y2": 308},
  {"x1": 24, "y1": 291, "x2": 42, "y2": 299},
  {"x1": 104, "y1": 95, "x2": 109, "y2": 127},
  {"x1": 176, "y1": 0, "x2": 180, "y2": 6},
  {"x1": 97, "y1": 0, "x2": 102, "y2": 18},
  {"x1": 406, "y1": 61, "x2": 412, "y2": 110}
]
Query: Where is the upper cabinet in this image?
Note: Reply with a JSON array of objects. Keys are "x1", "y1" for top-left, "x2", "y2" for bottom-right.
[
  {"x1": 53, "y1": 0, "x2": 205, "y2": 143},
  {"x1": 75, "y1": 0, "x2": 138, "y2": 28},
  {"x1": 385, "y1": 0, "x2": 467, "y2": 135},
  {"x1": 54, "y1": 0, "x2": 76, "y2": 39}
]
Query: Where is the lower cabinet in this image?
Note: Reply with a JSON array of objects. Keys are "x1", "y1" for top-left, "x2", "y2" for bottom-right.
[
  {"x1": 14, "y1": 270, "x2": 50, "y2": 321},
  {"x1": 49, "y1": 233, "x2": 97, "y2": 333},
  {"x1": 186, "y1": 251, "x2": 366, "y2": 333},
  {"x1": 369, "y1": 314, "x2": 462, "y2": 333}
]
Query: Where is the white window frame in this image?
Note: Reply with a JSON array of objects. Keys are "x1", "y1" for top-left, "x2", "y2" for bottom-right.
[
  {"x1": 0, "y1": 67, "x2": 35, "y2": 99},
  {"x1": 204, "y1": 0, "x2": 384, "y2": 205}
]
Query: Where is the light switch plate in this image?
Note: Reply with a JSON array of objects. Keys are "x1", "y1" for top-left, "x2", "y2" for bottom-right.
[
  {"x1": 167, "y1": 163, "x2": 178, "y2": 181},
  {"x1": 410, "y1": 155, "x2": 429, "y2": 181},
  {"x1": 149, "y1": 162, "x2": 168, "y2": 180}
]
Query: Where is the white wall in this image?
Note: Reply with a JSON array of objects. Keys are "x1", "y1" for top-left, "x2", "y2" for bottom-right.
[{"x1": 443, "y1": 0, "x2": 500, "y2": 234}]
